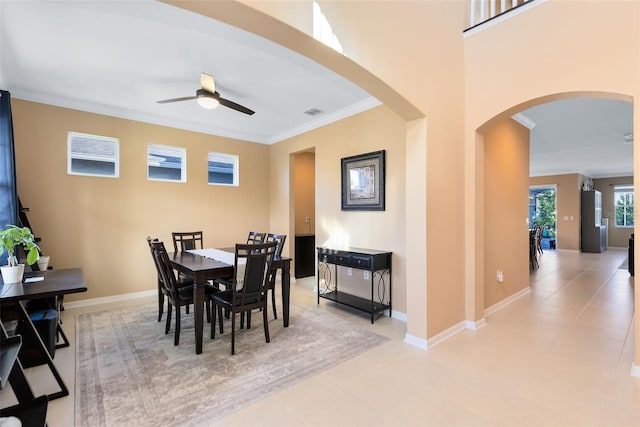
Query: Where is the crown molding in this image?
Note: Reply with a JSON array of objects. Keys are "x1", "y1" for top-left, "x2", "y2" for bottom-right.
[{"x1": 511, "y1": 113, "x2": 536, "y2": 130}]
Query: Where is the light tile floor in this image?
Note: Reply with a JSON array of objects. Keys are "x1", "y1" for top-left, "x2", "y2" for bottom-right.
[{"x1": 3, "y1": 248, "x2": 638, "y2": 426}]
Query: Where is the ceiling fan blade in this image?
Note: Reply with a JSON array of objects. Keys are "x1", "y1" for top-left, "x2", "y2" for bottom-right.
[
  {"x1": 201, "y1": 73, "x2": 215, "y2": 94},
  {"x1": 157, "y1": 95, "x2": 197, "y2": 104},
  {"x1": 219, "y1": 97, "x2": 255, "y2": 115}
]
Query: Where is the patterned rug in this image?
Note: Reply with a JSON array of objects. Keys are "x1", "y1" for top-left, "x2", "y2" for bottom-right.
[{"x1": 75, "y1": 302, "x2": 388, "y2": 426}]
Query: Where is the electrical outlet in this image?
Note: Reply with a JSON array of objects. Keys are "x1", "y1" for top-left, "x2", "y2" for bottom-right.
[
  {"x1": 496, "y1": 270, "x2": 504, "y2": 282},
  {"x1": 364, "y1": 271, "x2": 370, "y2": 280},
  {"x1": 305, "y1": 216, "x2": 310, "y2": 223},
  {"x1": 347, "y1": 267, "x2": 352, "y2": 277}
]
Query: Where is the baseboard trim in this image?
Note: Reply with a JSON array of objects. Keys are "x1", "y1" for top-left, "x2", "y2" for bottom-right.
[
  {"x1": 404, "y1": 333, "x2": 428, "y2": 350},
  {"x1": 465, "y1": 318, "x2": 487, "y2": 331},
  {"x1": 391, "y1": 309, "x2": 407, "y2": 322},
  {"x1": 63, "y1": 290, "x2": 156, "y2": 309},
  {"x1": 631, "y1": 364, "x2": 640, "y2": 378},
  {"x1": 484, "y1": 287, "x2": 531, "y2": 317}
]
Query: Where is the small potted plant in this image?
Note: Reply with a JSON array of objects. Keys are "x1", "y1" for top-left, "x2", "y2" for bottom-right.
[{"x1": 0, "y1": 224, "x2": 40, "y2": 283}]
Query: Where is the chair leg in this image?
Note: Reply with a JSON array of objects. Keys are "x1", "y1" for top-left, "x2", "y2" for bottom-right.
[
  {"x1": 263, "y1": 303, "x2": 270, "y2": 343},
  {"x1": 165, "y1": 304, "x2": 172, "y2": 334},
  {"x1": 158, "y1": 284, "x2": 164, "y2": 322},
  {"x1": 231, "y1": 310, "x2": 236, "y2": 355},
  {"x1": 246, "y1": 310, "x2": 252, "y2": 329},
  {"x1": 174, "y1": 305, "x2": 181, "y2": 346},
  {"x1": 186, "y1": 304, "x2": 190, "y2": 314},
  {"x1": 218, "y1": 305, "x2": 224, "y2": 334},
  {"x1": 206, "y1": 300, "x2": 211, "y2": 323},
  {"x1": 271, "y1": 287, "x2": 277, "y2": 320},
  {"x1": 211, "y1": 302, "x2": 217, "y2": 339}
]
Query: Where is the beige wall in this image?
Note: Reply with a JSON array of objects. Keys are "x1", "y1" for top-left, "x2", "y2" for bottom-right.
[
  {"x1": 483, "y1": 119, "x2": 530, "y2": 308},
  {"x1": 12, "y1": 100, "x2": 270, "y2": 301},
  {"x1": 465, "y1": 0, "x2": 639, "y2": 363},
  {"x1": 593, "y1": 176, "x2": 635, "y2": 248},
  {"x1": 274, "y1": 105, "x2": 407, "y2": 312},
  {"x1": 293, "y1": 152, "x2": 315, "y2": 235},
  {"x1": 529, "y1": 174, "x2": 583, "y2": 251}
]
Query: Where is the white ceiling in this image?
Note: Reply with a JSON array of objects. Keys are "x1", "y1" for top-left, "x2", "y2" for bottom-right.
[
  {"x1": 524, "y1": 98, "x2": 633, "y2": 178},
  {"x1": 0, "y1": 1, "x2": 634, "y2": 178},
  {"x1": 0, "y1": 0, "x2": 379, "y2": 144}
]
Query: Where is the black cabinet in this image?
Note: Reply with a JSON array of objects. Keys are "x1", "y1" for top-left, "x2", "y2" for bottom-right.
[
  {"x1": 317, "y1": 247, "x2": 392, "y2": 323},
  {"x1": 294, "y1": 235, "x2": 315, "y2": 278}
]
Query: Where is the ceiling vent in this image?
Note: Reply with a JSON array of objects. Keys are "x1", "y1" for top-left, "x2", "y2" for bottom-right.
[{"x1": 304, "y1": 108, "x2": 323, "y2": 116}]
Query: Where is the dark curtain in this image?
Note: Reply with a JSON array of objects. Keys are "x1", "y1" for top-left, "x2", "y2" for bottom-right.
[{"x1": 0, "y1": 90, "x2": 19, "y2": 265}]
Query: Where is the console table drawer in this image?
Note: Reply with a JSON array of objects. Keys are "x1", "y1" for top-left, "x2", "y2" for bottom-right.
[
  {"x1": 335, "y1": 254, "x2": 351, "y2": 266},
  {"x1": 351, "y1": 256, "x2": 371, "y2": 269}
]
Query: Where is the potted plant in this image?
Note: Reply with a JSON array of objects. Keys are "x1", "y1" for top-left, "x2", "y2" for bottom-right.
[{"x1": 0, "y1": 225, "x2": 40, "y2": 283}]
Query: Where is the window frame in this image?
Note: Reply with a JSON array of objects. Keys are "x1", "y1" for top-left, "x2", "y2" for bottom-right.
[
  {"x1": 67, "y1": 131, "x2": 119, "y2": 178},
  {"x1": 613, "y1": 184, "x2": 634, "y2": 228},
  {"x1": 207, "y1": 152, "x2": 239, "y2": 187},
  {"x1": 147, "y1": 144, "x2": 187, "y2": 183}
]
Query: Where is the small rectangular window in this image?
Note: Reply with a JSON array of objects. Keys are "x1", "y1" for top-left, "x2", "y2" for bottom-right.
[
  {"x1": 68, "y1": 132, "x2": 119, "y2": 178},
  {"x1": 208, "y1": 152, "x2": 238, "y2": 186},
  {"x1": 148, "y1": 144, "x2": 186, "y2": 183},
  {"x1": 614, "y1": 184, "x2": 634, "y2": 228}
]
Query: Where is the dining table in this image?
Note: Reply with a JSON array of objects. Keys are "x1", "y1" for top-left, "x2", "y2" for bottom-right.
[
  {"x1": 0, "y1": 268, "x2": 88, "y2": 401},
  {"x1": 168, "y1": 248, "x2": 292, "y2": 354}
]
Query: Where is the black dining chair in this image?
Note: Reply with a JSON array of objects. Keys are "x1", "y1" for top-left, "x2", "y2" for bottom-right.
[
  {"x1": 172, "y1": 231, "x2": 204, "y2": 252},
  {"x1": 246, "y1": 231, "x2": 266, "y2": 245},
  {"x1": 265, "y1": 233, "x2": 286, "y2": 319},
  {"x1": 151, "y1": 239, "x2": 218, "y2": 345},
  {"x1": 147, "y1": 236, "x2": 198, "y2": 322},
  {"x1": 209, "y1": 241, "x2": 277, "y2": 355}
]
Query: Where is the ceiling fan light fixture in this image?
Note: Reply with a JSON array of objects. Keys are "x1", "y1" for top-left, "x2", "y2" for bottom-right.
[{"x1": 197, "y1": 95, "x2": 219, "y2": 109}]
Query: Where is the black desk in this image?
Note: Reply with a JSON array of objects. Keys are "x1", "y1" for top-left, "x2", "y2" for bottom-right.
[
  {"x1": 0, "y1": 268, "x2": 87, "y2": 401},
  {"x1": 169, "y1": 250, "x2": 292, "y2": 354}
]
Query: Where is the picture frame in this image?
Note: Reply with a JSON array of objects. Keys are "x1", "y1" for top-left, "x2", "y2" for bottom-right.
[{"x1": 341, "y1": 150, "x2": 385, "y2": 211}]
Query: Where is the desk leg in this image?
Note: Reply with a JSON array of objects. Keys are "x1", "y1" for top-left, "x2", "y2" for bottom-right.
[
  {"x1": 12, "y1": 302, "x2": 69, "y2": 400},
  {"x1": 193, "y1": 283, "x2": 205, "y2": 354},
  {"x1": 281, "y1": 262, "x2": 291, "y2": 327}
]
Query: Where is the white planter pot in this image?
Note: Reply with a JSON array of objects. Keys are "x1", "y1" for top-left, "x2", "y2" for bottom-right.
[
  {"x1": 1, "y1": 264, "x2": 25, "y2": 284},
  {"x1": 37, "y1": 256, "x2": 50, "y2": 271}
]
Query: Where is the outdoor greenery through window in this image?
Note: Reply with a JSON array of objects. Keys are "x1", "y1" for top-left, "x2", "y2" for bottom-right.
[
  {"x1": 614, "y1": 184, "x2": 634, "y2": 227},
  {"x1": 529, "y1": 187, "x2": 556, "y2": 243}
]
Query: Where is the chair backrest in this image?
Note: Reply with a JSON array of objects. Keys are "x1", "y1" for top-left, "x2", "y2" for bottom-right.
[
  {"x1": 146, "y1": 236, "x2": 162, "y2": 277},
  {"x1": 265, "y1": 233, "x2": 287, "y2": 258},
  {"x1": 232, "y1": 242, "x2": 277, "y2": 306},
  {"x1": 150, "y1": 239, "x2": 180, "y2": 298},
  {"x1": 246, "y1": 231, "x2": 266, "y2": 245},
  {"x1": 172, "y1": 231, "x2": 204, "y2": 252}
]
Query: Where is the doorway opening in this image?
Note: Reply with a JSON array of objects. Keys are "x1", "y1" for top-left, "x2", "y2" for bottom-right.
[
  {"x1": 529, "y1": 185, "x2": 557, "y2": 250},
  {"x1": 529, "y1": 185, "x2": 558, "y2": 250}
]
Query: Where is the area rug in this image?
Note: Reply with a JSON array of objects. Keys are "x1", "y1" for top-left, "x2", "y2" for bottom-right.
[{"x1": 75, "y1": 302, "x2": 388, "y2": 426}]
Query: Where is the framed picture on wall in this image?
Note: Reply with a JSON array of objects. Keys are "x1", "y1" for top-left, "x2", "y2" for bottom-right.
[{"x1": 341, "y1": 150, "x2": 385, "y2": 211}]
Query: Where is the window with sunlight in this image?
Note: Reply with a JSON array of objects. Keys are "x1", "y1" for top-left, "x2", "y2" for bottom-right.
[
  {"x1": 614, "y1": 184, "x2": 634, "y2": 228},
  {"x1": 313, "y1": 2, "x2": 345, "y2": 55}
]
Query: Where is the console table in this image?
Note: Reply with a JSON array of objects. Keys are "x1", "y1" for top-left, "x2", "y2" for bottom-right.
[{"x1": 317, "y1": 247, "x2": 392, "y2": 323}]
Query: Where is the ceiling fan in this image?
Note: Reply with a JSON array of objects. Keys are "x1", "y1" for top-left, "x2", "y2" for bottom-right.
[{"x1": 157, "y1": 73, "x2": 255, "y2": 115}]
